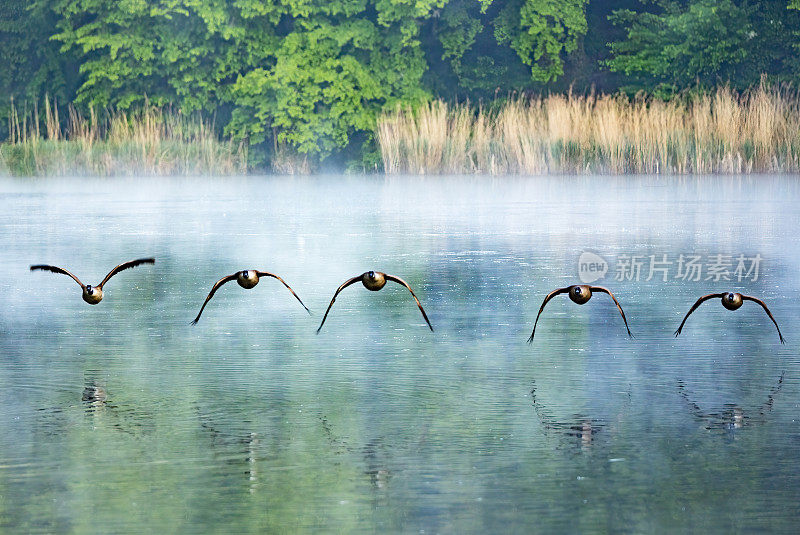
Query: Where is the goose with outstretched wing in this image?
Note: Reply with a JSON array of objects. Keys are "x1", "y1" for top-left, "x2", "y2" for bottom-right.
[
  {"x1": 528, "y1": 285, "x2": 632, "y2": 343},
  {"x1": 30, "y1": 258, "x2": 155, "y2": 304},
  {"x1": 316, "y1": 271, "x2": 433, "y2": 333},
  {"x1": 191, "y1": 270, "x2": 310, "y2": 324},
  {"x1": 674, "y1": 292, "x2": 784, "y2": 343}
]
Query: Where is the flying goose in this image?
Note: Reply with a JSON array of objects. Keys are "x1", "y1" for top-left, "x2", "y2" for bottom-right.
[
  {"x1": 674, "y1": 292, "x2": 784, "y2": 343},
  {"x1": 30, "y1": 258, "x2": 155, "y2": 304},
  {"x1": 191, "y1": 270, "x2": 309, "y2": 324},
  {"x1": 316, "y1": 271, "x2": 433, "y2": 333},
  {"x1": 528, "y1": 285, "x2": 632, "y2": 342}
]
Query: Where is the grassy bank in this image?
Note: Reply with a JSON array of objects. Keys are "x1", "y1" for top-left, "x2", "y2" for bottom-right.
[
  {"x1": 6, "y1": 85, "x2": 800, "y2": 177},
  {"x1": 0, "y1": 100, "x2": 246, "y2": 176},
  {"x1": 377, "y1": 85, "x2": 800, "y2": 175}
]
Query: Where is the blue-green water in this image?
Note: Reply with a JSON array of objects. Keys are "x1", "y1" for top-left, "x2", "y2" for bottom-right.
[{"x1": 1, "y1": 175, "x2": 798, "y2": 532}]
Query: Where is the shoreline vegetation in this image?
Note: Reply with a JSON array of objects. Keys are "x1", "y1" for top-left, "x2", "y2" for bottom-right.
[
  {"x1": 4, "y1": 1, "x2": 800, "y2": 176},
  {"x1": 0, "y1": 99, "x2": 246, "y2": 177},
  {"x1": 2, "y1": 85, "x2": 800, "y2": 176},
  {"x1": 378, "y1": 85, "x2": 800, "y2": 175}
]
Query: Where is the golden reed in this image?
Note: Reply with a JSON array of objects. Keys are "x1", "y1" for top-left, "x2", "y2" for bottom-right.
[
  {"x1": 1, "y1": 97, "x2": 246, "y2": 176},
  {"x1": 378, "y1": 84, "x2": 800, "y2": 175}
]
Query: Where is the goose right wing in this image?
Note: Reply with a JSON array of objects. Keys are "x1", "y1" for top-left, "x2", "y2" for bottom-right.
[
  {"x1": 528, "y1": 287, "x2": 570, "y2": 343},
  {"x1": 191, "y1": 274, "x2": 237, "y2": 325},
  {"x1": 30, "y1": 264, "x2": 84, "y2": 288},
  {"x1": 674, "y1": 293, "x2": 724, "y2": 337},
  {"x1": 316, "y1": 276, "x2": 362, "y2": 333}
]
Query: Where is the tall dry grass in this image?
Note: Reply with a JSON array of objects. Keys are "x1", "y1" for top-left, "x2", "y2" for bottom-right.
[
  {"x1": 0, "y1": 97, "x2": 247, "y2": 176},
  {"x1": 378, "y1": 85, "x2": 800, "y2": 175}
]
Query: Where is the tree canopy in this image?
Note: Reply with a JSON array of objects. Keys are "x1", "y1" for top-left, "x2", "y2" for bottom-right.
[
  {"x1": 2, "y1": 0, "x2": 799, "y2": 165},
  {"x1": 607, "y1": 0, "x2": 800, "y2": 93}
]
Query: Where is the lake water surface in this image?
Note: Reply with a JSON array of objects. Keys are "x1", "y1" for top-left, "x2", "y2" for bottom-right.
[{"x1": 1, "y1": 175, "x2": 799, "y2": 532}]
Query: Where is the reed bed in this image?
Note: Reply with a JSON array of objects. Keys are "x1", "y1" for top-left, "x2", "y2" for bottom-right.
[
  {"x1": 0, "y1": 98, "x2": 246, "y2": 176},
  {"x1": 378, "y1": 85, "x2": 800, "y2": 175}
]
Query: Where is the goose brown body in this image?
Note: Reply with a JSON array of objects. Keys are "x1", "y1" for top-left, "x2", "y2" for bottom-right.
[
  {"x1": 362, "y1": 271, "x2": 387, "y2": 291},
  {"x1": 237, "y1": 270, "x2": 260, "y2": 289},
  {"x1": 722, "y1": 292, "x2": 743, "y2": 310},
  {"x1": 568, "y1": 285, "x2": 592, "y2": 304},
  {"x1": 82, "y1": 286, "x2": 103, "y2": 305}
]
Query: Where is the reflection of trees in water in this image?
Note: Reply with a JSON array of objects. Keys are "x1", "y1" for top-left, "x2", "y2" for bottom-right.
[
  {"x1": 677, "y1": 372, "x2": 785, "y2": 431},
  {"x1": 431, "y1": 249, "x2": 528, "y2": 340}
]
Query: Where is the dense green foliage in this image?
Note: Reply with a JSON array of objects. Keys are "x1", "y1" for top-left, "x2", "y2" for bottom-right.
[
  {"x1": 607, "y1": 0, "x2": 800, "y2": 93},
  {"x1": 2, "y1": 0, "x2": 800, "y2": 168},
  {"x1": 0, "y1": 2, "x2": 79, "y2": 123}
]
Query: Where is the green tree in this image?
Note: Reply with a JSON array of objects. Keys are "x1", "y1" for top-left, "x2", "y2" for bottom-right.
[
  {"x1": 494, "y1": 0, "x2": 588, "y2": 83},
  {"x1": 0, "y1": 1, "x2": 79, "y2": 136},
  {"x1": 225, "y1": 0, "x2": 438, "y2": 159},
  {"x1": 48, "y1": 0, "x2": 250, "y2": 110},
  {"x1": 422, "y1": 0, "x2": 590, "y2": 97},
  {"x1": 12, "y1": 0, "x2": 596, "y2": 164},
  {"x1": 48, "y1": 0, "x2": 442, "y2": 162},
  {"x1": 606, "y1": 0, "x2": 800, "y2": 91}
]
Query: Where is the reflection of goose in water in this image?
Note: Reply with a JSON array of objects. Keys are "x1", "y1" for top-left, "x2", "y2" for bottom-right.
[
  {"x1": 191, "y1": 269, "x2": 310, "y2": 324},
  {"x1": 316, "y1": 271, "x2": 433, "y2": 333},
  {"x1": 79, "y1": 379, "x2": 156, "y2": 436},
  {"x1": 362, "y1": 437, "x2": 392, "y2": 490},
  {"x1": 528, "y1": 285, "x2": 632, "y2": 342},
  {"x1": 35, "y1": 379, "x2": 140, "y2": 437},
  {"x1": 676, "y1": 372, "x2": 785, "y2": 431},
  {"x1": 82, "y1": 382, "x2": 108, "y2": 408},
  {"x1": 30, "y1": 258, "x2": 155, "y2": 304},
  {"x1": 319, "y1": 415, "x2": 350, "y2": 455},
  {"x1": 319, "y1": 415, "x2": 399, "y2": 490},
  {"x1": 674, "y1": 292, "x2": 785, "y2": 343},
  {"x1": 195, "y1": 407, "x2": 262, "y2": 493},
  {"x1": 530, "y1": 380, "x2": 606, "y2": 450}
]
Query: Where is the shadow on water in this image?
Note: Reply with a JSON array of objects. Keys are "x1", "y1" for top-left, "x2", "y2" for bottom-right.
[
  {"x1": 317, "y1": 413, "x2": 400, "y2": 491},
  {"x1": 676, "y1": 371, "x2": 785, "y2": 432},
  {"x1": 34, "y1": 371, "x2": 157, "y2": 439},
  {"x1": 530, "y1": 378, "x2": 632, "y2": 452},
  {"x1": 196, "y1": 407, "x2": 262, "y2": 493}
]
